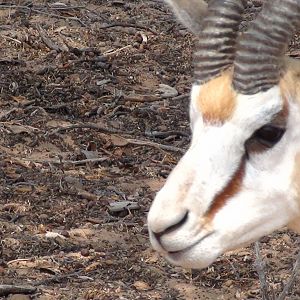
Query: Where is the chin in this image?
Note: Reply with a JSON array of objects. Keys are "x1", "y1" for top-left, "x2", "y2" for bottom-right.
[{"x1": 163, "y1": 242, "x2": 221, "y2": 269}]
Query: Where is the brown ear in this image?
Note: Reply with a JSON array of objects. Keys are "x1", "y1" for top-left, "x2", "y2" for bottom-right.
[{"x1": 165, "y1": 0, "x2": 208, "y2": 34}]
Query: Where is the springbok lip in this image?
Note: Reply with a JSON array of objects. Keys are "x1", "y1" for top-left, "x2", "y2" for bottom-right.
[{"x1": 166, "y1": 231, "x2": 215, "y2": 260}]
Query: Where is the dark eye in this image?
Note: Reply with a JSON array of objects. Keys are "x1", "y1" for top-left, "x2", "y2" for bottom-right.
[{"x1": 253, "y1": 125, "x2": 285, "y2": 148}]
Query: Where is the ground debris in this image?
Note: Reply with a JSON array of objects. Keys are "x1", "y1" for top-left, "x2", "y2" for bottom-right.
[
  {"x1": 0, "y1": 0, "x2": 299, "y2": 299},
  {"x1": 0, "y1": 285, "x2": 36, "y2": 297}
]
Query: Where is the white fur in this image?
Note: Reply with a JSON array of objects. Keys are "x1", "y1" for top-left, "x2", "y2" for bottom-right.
[{"x1": 147, "y1": 84, "x2": 300, "y2": 269}]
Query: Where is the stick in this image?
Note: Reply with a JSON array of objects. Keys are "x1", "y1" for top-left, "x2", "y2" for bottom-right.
[
  {"x1": 23, "y1": 157, "x2": 109, "y2": 166},
  {"x1": 254, "y1": 241, "x2": 270, "y2": 300},
  {"x1": 50, "y1": 123, "x2": 132, "y2": 135},
  {"x1": 0, "y1": 108, "x2": 18, "y2": 121},
  {"x1": 100, "y1": 22, "x2": 158, "y2": 35},
  {"x1": 103, "y1": 45, "x2": 133, "y2": 56},
  {"x1": 0, "y1": 34, "x2": 22, "y2": 44},
  {"x1": 277, "y1": 250, "x2": 300, "y2": 300},
  {"x1": 145, "y1": 130, "x2": 189, "y2": 138},
  {"x1": 0, "y1": 5, "x2": 86, "y2": 26},
  {"x1": 126, "y1": 138, "x2": 185, "y2": 153},
  {"x1": 50, "y1": 123, "x2": 185, "y2": 153},
  {"x1": 0, "y1": 285, "x2": 36, "y2": 297},
  {"x1": 33, "y1": 269, "x2": 86, "y2": 286},
  {"x1": 36, "y1": 25, "x2": 65, "y2": 52}
]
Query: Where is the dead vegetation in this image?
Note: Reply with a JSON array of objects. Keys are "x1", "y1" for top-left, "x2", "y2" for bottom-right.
[{"x1": 0, "y1": 1, "x2": 299, "y2": 299}]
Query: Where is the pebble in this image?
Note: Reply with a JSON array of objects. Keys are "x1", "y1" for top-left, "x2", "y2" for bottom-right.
[{"x1": 81, "y1": 248, "x2": 90, "y2": 257}]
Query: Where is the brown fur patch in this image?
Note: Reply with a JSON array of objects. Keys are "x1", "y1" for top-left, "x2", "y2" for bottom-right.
[
  {"x1": 279, "y1": 59, "x2": 300, "y2": 234},
  {"x1": 288, "y1": 152, "x2": 300, "y2": 233},
  {"x1": 197, "y1": 71, "x2": 237, "y2": 124},
  {"x1": 280, "y1": 58, "x2": 300, "y2": 103},
  {"x1": 204, "y1": 158, "x2": 245, "y2": 220}
]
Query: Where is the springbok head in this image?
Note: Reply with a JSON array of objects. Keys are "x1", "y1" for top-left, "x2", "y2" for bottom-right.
[{"x1": 148, "y1": 0, "x2": 300, "y2": 269}]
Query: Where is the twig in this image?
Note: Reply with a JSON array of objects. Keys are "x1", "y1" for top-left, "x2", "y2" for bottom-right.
[
  {"x1": 172, "y1": 93, "x2": 190, "y2": 102},
  {"x1": 123, "y1": 94, "x2": 161, "y2": 102},
  {"x1": 103, "y1": 45, "x2": 133, "y2": 57},
  {"x1": 0, "y1": 5, "x2": 86, "y2": 26},
  {"x1": 47, "y1": 5, "x2": 85, "y2": 10},
  {"x1": 100, "y1": 22, "x2": 158, "y2": 35},
  {"x1": 126, "y1": 138, "x2": 185, "y2": 153},
  {"x1": 7, "y1": 258, "x2": 32, "y2": 265},
  {"x1": 50, "y1": 122, "x2": 133, "y2": 135},
  {"x1": 254, "y1": 241, "x2": 271, "y2": 300},
  {"x1": 0, "y1": 59, "x2": 25, "y2": 65},
  {"x1": 145, "y1": 130, "x2": 189, "y2": 139},
  {"x1": 36, "y1": 25, "x2": 65, "y2": 52},
  {"x1": 122, "y1": 92, "x2": 187, "y2": 103},
  {"x1": 33, "y1": 270, "x2": 83, "y2": 286},
  {"x1": 225, "y1": 258, "x2": 240, "y2": 280},
  {"x1": 0, "y1": 108, "x2": 18, "y2": 121},
  {"x1": 277, "y1": 250, "x2": 300, "y2": 300},
  {"x1": 23, "y1": 157, "x2": 109, "y2": 166},
  {"x1": 0, "y1": 5, "x2": 32, "y2": 9},
  {"x1": 0, "y1": 285, "x2": 36, "y2": 297},
  {"x1": 0, "y1": 34, "x2": 22, "y2": 44},
  {"x1": 0, "y1": 4, "x2": 85, "y2": 10},
  {"x1": 50, "y1": 122, "x2": 184, "y2": 153}
]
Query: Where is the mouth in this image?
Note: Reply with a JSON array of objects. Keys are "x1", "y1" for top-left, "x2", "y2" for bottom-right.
[{"x1": 166, "y1": 231, "x2": 215, "y2": 261}]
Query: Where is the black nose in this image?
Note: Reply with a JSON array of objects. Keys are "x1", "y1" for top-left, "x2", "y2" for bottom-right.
[{"x1": 151, "y1": 211, "x2": 189, "y2": 246}]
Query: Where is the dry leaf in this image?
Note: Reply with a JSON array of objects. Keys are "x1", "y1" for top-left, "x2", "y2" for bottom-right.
[
  {"x1": 109, "y1": 135, "x2": 129, "y2": 147},
  {"x1": 4, "y1": 123, "x2": 38, "y2": 134},
  {"x1": 133, "y1": 281, "x2": 151, "y2": 291},
  {"x1": 14, "y1": 185, "x2": 33, "y2": 193},
  {"x1": 12, "y1": 95, "x2": 32, "y2": 106},
  {"x1": 85, "y1": 262, "x2": 102, "y2": 272},
  {"x1": 46, "y1": 120, "x2": 72, "y2": 128}
]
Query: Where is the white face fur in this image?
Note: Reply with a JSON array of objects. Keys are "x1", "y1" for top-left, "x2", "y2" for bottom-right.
[{"x1": 147, "y1": 83, "x2": 300, "y2": 269}]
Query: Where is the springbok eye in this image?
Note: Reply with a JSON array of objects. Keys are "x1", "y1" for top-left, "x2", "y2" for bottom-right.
[{"x1": 253, "y1": 125, "x2": 285, "y2": 148}]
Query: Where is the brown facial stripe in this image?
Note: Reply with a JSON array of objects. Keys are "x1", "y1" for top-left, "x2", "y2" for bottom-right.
[
  {"x1": 197, "y1": 71, "x2": 237, "y2": 124},
  {"x1": 204, "y1": 157, "x2": 246, "y2": 220}
]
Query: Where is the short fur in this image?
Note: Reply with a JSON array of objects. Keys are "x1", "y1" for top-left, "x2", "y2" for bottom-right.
[
  {"x1": 148, "y1": 0, "x2": 300, "y2": 270},
  {"x1": 205, "y1": 158, "x2": 245, "y2": 219},
  {"x1": 197, "y1": 70, "x2": 237, "y2": 123},
  {"x1": 289, "y1": 151, "x2": 300, "y2": 231},
  {"x1": 280, "y1": 58, "x2": 300, "y2": 103}
]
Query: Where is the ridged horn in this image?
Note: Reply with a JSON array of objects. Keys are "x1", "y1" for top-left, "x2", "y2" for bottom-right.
[
  {"x1": 194, "y1": 0, "x2": 247, "y2": 84},
  {"x1": 165, "y1": 0, "x2": 208, "y2": 35},
  {"x1": 233, "y1": 0, "x2": 300, "y2": 95}
]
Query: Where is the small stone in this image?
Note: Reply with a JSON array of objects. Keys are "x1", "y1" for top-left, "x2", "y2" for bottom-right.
[
  {"x1": 40, "y1": 214, "x2": 49, "y2": 220},
  {"x1": 45, "y1": 232, "x2": 66, "y2": 239},
  {"x1": 60, "y1": 230, "x2": 70, "y2": 238},
  {"x1": 81, "y1": 248, "x2": 90, "y2": 257}
]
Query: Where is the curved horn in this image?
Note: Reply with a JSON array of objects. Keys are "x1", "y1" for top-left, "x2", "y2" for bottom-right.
[
  {"x1": 194, "y1": 0, "x2": 247, "y2": 84},
  {"x1": 165, "y1": 0, "x2": 208, "y2": 35},
  {"x1": 233, "y1": 0, "x2": 300, "y2": 95}
]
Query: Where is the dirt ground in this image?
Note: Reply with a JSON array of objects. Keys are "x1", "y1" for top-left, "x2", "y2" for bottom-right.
[{"x1": 0, "y1": 1, "x2": 300, "y2": 299}]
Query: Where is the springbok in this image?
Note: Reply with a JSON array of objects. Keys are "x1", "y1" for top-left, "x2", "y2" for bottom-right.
[{"x1": 147, "y1": 0, "x2": 300, "y2": 269}]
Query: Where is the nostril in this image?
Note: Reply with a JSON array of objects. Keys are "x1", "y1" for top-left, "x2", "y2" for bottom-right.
[{"x1": 152, "y1": 210, "x2": 189, "y2": 240}]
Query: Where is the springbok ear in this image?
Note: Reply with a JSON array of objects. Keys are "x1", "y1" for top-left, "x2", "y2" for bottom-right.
[
  {"x1": 165, "y1": 0, "x2": 207, "y2": 34},
  {"x1": 288, "y1": 218, "x2": 300, "y2": 234}
]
